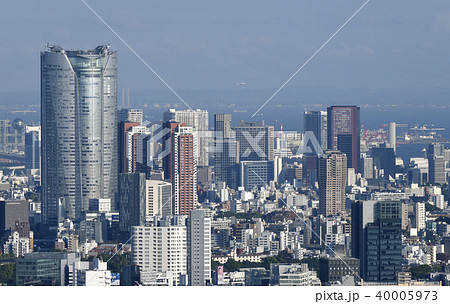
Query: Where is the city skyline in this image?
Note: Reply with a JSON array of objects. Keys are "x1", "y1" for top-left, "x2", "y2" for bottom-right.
[{"x1": 1, "y1": 1, "x2": 450, "y2": 292}]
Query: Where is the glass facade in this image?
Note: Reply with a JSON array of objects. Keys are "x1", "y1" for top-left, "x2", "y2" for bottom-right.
[
  {"x1": 352, "y1": 200, "x2": 402, "y2": 283},
  {"x1": 16, "y1": 258, "x2": 61, "y2": 286},
  {"x1": 41, "y1": 45, "x2": 118, "y2": 225}
]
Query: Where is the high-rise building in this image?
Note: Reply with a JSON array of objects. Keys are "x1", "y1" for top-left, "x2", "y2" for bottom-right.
[
  {"x1": 119, "y1": 173, "x2": 146, "y2": 233},
  {"x1": 302, "y1": 155, "x2": 318, "y2": 187},
  {"x1": 214, "y1": 114, "x2": 239, "y2": 188},
  {"x1": 118, "y1": 108, "x2": 143, "y2": 124},
  {"x1": 163, "y1": 109, "x2": 209, "y2": 166},
  {"x1": 361, "y1": 155, "x2": 374, "y2": 180},
  {"x1": 124, "y1": 125, "x2": 150, "y2": 173},
  {"x1": 25, "y1": 126, "x2": 41, "y2": 171},
  {"x1": 415, "y1": 202, "x2": 426, "y2": 231},
  {"x1": 118, "y1": 122, "x2": 140, "y2": 174},
  {"x1": 428, "y1": 143, "x2": 446, "y2": 185},
  {"x1": 162, "y1": 121, "x2": 185, "y2": 181},
  {"x1": 0, "y1": 120, "x2": 9, "y2": 153},
  {"x1": 352, "y1": 200, "x2": 402, "y2": 283},
  {"x1": 41, "y1": 45, "x2": 118, "y2": 225},
  {"x1": 327, "y1": 106, "x2": 360, "y2": 171},
  {"x1": 240, "y1": 161, "x2": 274, "y2": 190},
  {"x1": 0, "y1": 200, "x2": 29, "y2": 237},
  {"x1": 214, "y1": 113, "x2": 232, "y2": 138},
  {"x1": 145, "y1": 179, "x2": 172, "y2": 219},
  {"x1": 388, "y1": 122, "x2": 396, "y2": 152},
  {"x1": 172, "y1": 125, "x2": 197, "y2": 215},
  {"x1": 304, "y1": 110, "x2": 327, "y2": 151},
  {"x1": 232, "y1": 121, "x2": 274, "y2": 162},
  {"x1": 134, "y1": 123, "x2": 162, "y2": 175},
  {"x1": 131, "y1": 217, "x2": 187, "y2": 286},
  {"x1": 318, "y1": 151, "x2": 347, "y2": 216},
  {"x1": 0, "y1": 119, "x2": 25, "y2": 153},
  {"x1": 371, "y1": 146, "x2": 395, "y2": 180},
  {"x1": 187, "y1": 210, "x2": 211, "y2": 286}
]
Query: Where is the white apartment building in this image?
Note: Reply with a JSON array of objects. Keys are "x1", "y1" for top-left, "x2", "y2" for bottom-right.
[
  {"x1": 145, "y1": 180, "x2": 172, "y2": 219},
  {"x1": 131, "y1": 221, "x2": 187, "y2": 286},
  {"x1": 187, "y1": 210, "x2": 211, "y2": 286},
  {"x1": 415, "y1": 202, "x2": 426, "y2": 231}
]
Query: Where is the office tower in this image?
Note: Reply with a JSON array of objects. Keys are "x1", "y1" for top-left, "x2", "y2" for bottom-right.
[
  {"x1": 131, "y1": 217, "x2": 187, "y2": 286},
  {"x1": 428, "y1": 143, "x2": 446, "y2": 185},
  {"x1": 41, "y1": 45, "x2": 118, "y2": 224},
  {"x1": 118, "y1": 108, "x2": 143, "y2": 124},
  {"x1": 318, "y1": 151, "x2": 347, "y2": 216},
  {"x1": 445, "y1": 149, "x2": 450, "y2": 169},
  {"x1": 145, "y1": 180, "x2": 172, "y2": 219},
  {"x1": 388, "y1": 122, "x2": 396, "y2": 152},
  {"x1": 371, "y1": 146, "x2": 396, "y2": 180},
  {"x1": 319, "y1": 257, "x2": 360, "y2": 284},
  {"x1": 88, "y1": 198, "x2": 111, "y2": 213},
  {"x1": 163, "y1": 109, "x2": 209, "y2": 166},
  {"x1": 0, "y1": 119, "x2": 25, "y2": 153},
  {"x1": 16, "y1": 252, "x2": 80, "y2": 286},
  {"x1": 232, "y1": 121, "x2": 274, "y2": 161},
  {"x1": 302, "y1": 155, "x2": 318, "y2": 187},
  {"x1": 25, "y1": 126, "x2": 41, "y2": 171},
  {"x1": 214, "y1": 113, "x2": 232, "y2": 137},
  {"x1": 119, "y1": 173, "x2": 146, "y2": 233},
  {"x1": 428, "y1": 142, "x2": 445, "y2": 157},
  {"x1": 352, "y1": 200, "x2": 402, "y2": 283},
  {"x1": 401, "y1": 203, "x2": 409, "y2": 230},
  {"x1": 240, "y1": 161, "x2": 274, "y2": 190},
  {"x1": 197, "y1": 166, "x2": 213, "y2": 187},
  {"x1": 327, "y1": 106, "x2": 360, "y2": 171},
  {"x1": 0, "y1": 200, "x2": 29, "y2": 236},
  {"x1": 361, "y1": 155, "x2": 374, "y2": 179},
  {"x1": 304, "y1": 110, "x2": 327, "y2": 151},
  {"x1": 0, "y1": 120, "x2": 8, "y2": 152},
  {"x1": 135, "y1": 133, "x2": 152, "y2": 176},
  {"x1": 172, "y1": 125, "x2": 197, "y2": 215},
  {"x1": 214, "y1": 114, "x2": 239, "y2": 187},
  {"x1": 283, "y1": 163, "x2": 302, "y2": 184},
  {"x1": 187, "y1": 210, "x2": 211, "y2": 286}
]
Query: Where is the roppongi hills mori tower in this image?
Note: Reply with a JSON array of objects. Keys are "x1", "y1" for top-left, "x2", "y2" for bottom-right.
[{"x1": 41, "y1": 45, "x2": 118, "y2": 226}]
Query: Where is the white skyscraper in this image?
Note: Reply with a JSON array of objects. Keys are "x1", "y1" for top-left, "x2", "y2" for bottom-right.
[
  {"x1": 187, "y1": 210, "x2": 211, "y2": 286},
  {"x1": 415, "y1": 202, "x2": 426, "y2": 231},
  {"x1": 388, "y1": 122, "x2": 396, "y2": 152},
  {"x1": 131, "y1": 217, "x2": 187, "y2": 286}
]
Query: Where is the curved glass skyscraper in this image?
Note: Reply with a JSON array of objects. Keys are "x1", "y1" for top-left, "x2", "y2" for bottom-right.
[{"x1": 41, "y1": 45, "x2": 117, "y2": 226}]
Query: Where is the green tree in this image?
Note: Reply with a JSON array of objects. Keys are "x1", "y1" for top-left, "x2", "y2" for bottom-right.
[
  {"x1": 223, "y1": 259, "x2": 240, "y2": 272},
  {"x1": 0, "y1": 253, "x2": 15, "y2": 260},
  {"x1": 98, "y1": 252, "x2": 131, "y2": 274},
  {"x1": 410, "y1": 265, "x2": 432, "y2": 280},
  {"x1": 0, "y1": 263, "x2": 16, "y2": 285}
]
